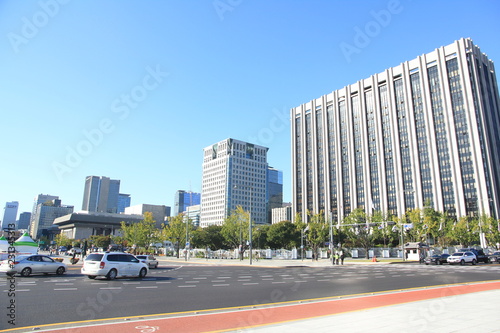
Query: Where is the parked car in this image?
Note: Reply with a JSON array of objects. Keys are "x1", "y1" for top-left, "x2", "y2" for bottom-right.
[
  {"x1": 136, "y1": 255, "x2": 159, "y2": 269},
  {"x1": 488, "y1": 251, "x2": 500, "y2": 263},
  {"x1": 67, "y1": 247, "x2": 82, "y2": 255},
  {"x1": 447, "y1": 251, "x2": 477, "y2": 265},
  {"x1": 58, "y1": 246, "x2": 67, "y2": 253},
  {"x1": 0, "y1": 254, "x2": 66, "y2": 277},
  {"x1": 459, "y1": 248, "x2": 489, "y2": 263},
  {"x1": 424, "y1": 253, "x2": 450, "y2": 265},
  {"x1": 81, "y1": 252, "x2": 148, "y2": 280}
]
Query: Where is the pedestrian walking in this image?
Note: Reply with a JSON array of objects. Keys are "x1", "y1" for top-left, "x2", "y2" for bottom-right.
[
  {"x1": 340, "y1": 251, "x2": 345, "y2": 265},
  {"x1": 334, "y1": 252, "x2": 340, "y2": 265}
]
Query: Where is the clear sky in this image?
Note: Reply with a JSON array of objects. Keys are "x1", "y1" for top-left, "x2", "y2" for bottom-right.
[{"x1": 1, "y1": 0, "x2": 499, "y2": 217}]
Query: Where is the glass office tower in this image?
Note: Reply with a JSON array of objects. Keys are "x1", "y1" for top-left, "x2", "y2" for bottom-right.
[{"x1": 291, "y1": 38, "x2": 500, "y2": 222}]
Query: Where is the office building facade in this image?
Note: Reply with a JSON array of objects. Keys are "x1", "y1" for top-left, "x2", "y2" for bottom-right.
[
  {"x1": 30, "y1": 198, "x2": 74, "y2": 238},
  {"x1": 2, "y1": 201, "x2": 19, "y2": 230},
  {"x1": 291, "y1": 38, "x2": 500, "y2": 222},
  {"x1": 118, "y1": 193, "x2": 131, "y2": 213},
  {"x1": 17, "y1": 212, "x2": 32, "y2": 230},
  {"x1": 173, "y1": 190, "x2": 201, "y2": 216},
  {"x1": 200, "y1": 138, "x2": 269, "y2": 227},
  {"x1": 82, "y1": 176, "x2": 120, "y2": 214},
  {"x1": 267, "y1": 167, "x2": 283, "y2": 223}
]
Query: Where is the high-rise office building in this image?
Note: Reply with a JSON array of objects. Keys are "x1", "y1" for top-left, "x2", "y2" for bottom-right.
[
  {"x1": 173, "y1": 190, "x2": 201, "y2": 216},
  {"x1": 17, "y1": 212, "x2": 31, "y2": 230},
  {"x1": 291, "y1": 38, "x2": 500, "y2": 222},
  {"x1": 118, "y1": 193, "x2": 131, "y2": 213},
  {"x1": 200, "y1": 138, "x2": 269, "y2": 227},
  {"x1": 267, "y1": 167, "x2": 283, "y2": 223},
  {"x1": 2, "y1": 201, "x2": 19, "y2": 230},
  {"x1": 82, "y1": 176, "x2": 120, "y2": 213},
  {"x1": 30, "y1": 198, "x2": 74, "y2": 238}
]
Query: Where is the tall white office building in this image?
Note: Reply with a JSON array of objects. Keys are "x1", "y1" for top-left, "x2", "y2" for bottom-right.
[
  {"x1": 2, "y1": 201, "x2": 19, "y2": 230},
  {"x1": 200, "y1": 138, "x2": 269, "y2": 227},
  {"x1": 292, "y1": 38, "x2": 500, "y2": 222}
]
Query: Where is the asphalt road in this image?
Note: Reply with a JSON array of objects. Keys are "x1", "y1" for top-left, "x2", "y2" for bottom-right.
[{"x1": 2, "y1": 262, "x2": 500, "y2": 330}]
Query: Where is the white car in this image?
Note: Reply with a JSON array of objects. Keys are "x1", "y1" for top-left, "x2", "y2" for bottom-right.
[
  {"x1": 81, "y1": 252, "x2": 148, "y2": 280},
  {"x1": 447, "y1": 251, "x2": 477, "y2": 265},
  {"x1": 136, "y1": 255, "x2": 159, "y2": 269}
]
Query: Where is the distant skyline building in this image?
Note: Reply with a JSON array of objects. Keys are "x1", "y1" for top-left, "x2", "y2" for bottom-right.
[
  {"x1": 2, "y1": 201, "x2": 19, "y2": 230},
  {"x1": 30, "y1": 198, "x2": 74, "y2": 238},
  {"x1": 272, "y1": 204, "x2": 292, "y2": 224},
  {"x1": 173, "y1": 190, "x2": 201, "y2": 216},
  {"x1": 118, "y1": 193, "x2": 131, "y2": 213},
  {"x1": 185, "y1": 204, "x2": 201, "y2": 227},
  {"x1": 200, "y1": 138, "x2": 269, "y2": 227},
  {"x1": 124, "y1": 204, "x2": 170, "y2": 228},
  {"x1": 267, "y1": 167, "x2": 283, "y2": 223},
  {"x1": 82, "y1": 176, "x2": 120, "y2": 214},
  {"x1": 17, "y1": 212, "x2": 31, "y2": 230},
  {"x1": 291, "y1": 38, "x2": 500, "y2": 222}
]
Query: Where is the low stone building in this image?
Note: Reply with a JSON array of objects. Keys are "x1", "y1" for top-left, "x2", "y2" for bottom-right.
[{"x1": 54, "y1": 211, "x2": 144, "y2": 240}]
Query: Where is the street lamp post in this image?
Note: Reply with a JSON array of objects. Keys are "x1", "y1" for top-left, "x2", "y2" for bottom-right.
[{"x1": 248, "y1": 186, "x2": 253, "y2": 265}]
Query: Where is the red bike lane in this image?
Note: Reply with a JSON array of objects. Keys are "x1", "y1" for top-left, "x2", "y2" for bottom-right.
[{"x1": 8, "y1": 281, "x2": 500, "y2": 333}]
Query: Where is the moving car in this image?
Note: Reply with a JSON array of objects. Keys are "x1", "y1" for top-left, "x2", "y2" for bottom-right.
[
  {"x1": 136, "y1": 254, "x2": 159, "y2": 269},
  {"x1": 67, "y1": 247, "x2": 82, "y2": 255},
  {"x1": 459, "y1": 248, "x2": 489, "y2": 263},
  {"x1": 488, "y1": 251, "x2": 500, "y2": 263},
  {"x1": 81, "y1": 252, "x2": 148, "y2": 280},
  {"x1": 0, "y1": 254, "x2": 66, "y2": 277},
  {"x1": 447, "y1": 251, "x2": 477, "y2": 265},
  {"x1": 424, "y1": 253, "x2": 450, "y2": 265}
]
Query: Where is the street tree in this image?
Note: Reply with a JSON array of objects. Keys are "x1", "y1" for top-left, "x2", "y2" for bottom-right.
[
  {"x1": 120, "y1": 212, "x2": 161, "y2": 253},
  {"x1": 266, "y1": 220, "x2": 300, "y2": 249},
  {"x1": 54, "y1": 233, "x2": 71, "y2": 248},
  {"x1": 221, "y1": 206, "x2": 249, "y2": 250},
  {"x1": 305, "y1": 211, "x2": 329, "y2": 260},
  {"x1": 449, "y1": 216, "x2": 477, "y2": 248},
  {"x1": 161, "y1": 213, "x2": 192, "y2": 251},
  {"x1": 191, "y1": 225, "x2": 225, "y2": 250}
]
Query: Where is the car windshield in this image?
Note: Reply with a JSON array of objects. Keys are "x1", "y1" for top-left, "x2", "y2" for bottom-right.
[
  {"x1": 452, "y1": 252, "x2": 464, "y2": 256},
  {"x1": 85, "y1": 254, "x2": 104, "y2": 261}
]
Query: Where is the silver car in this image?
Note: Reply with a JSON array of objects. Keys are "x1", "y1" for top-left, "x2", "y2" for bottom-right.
[
  {"x1": 0, "y1": 255, "x2": 67, "y2": 277},
  {"x1": 136, "y1": 255, "x2": 159, "y2": 269}
]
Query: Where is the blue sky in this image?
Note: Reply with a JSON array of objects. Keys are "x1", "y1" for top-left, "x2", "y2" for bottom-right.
[{"x1": 1, "y1": 0, "x2": 499, "y2": 217}]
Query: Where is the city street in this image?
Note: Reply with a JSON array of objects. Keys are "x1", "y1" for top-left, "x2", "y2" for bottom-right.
[{"x1": 2, "y1": 260, "x2": 500, "y2": 330}]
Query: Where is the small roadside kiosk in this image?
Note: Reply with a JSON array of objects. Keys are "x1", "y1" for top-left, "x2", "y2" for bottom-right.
[{"x1": 403, "y1": 242, "x2": 429, "y2": 261}]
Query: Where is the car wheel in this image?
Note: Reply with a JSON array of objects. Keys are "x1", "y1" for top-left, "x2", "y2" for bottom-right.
[
  {"x1": 139, "y1": 268, "x2": 147, "y2": 278},
  {"x1": 438, "y1": 260, "x2": 442, "y2": 265},
  {"x1": 56, "y1": 267, "x2": 65, "y2": 275},
  {"x1": 21, "y1": 267, "x2": 32, "y2": 277},
  {"x1": 460, "y1": 260, "x2": 465, "y2": 265},
  {"x1": 106, "y1": 269, "x2": 117, "y2": 280},
  {"x1": 154, "y1": 263, "x2": 158, "y2": 269},
  {"x1": 87, "y1": 275, "x2": 96, "y2": 279},
  {"x1": 472, "y1": 259, "x2": 477, "y2": 265}
]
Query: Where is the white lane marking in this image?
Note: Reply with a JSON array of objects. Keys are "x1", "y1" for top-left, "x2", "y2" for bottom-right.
[
  {"x1": 54, "y1": 288, "x2": 77, "y2": 291},
  {"x1": 242, "y1": 283, "x2": 259, "y2": 285},
  {"x1": 213, "y1": 284, "x2": 230, "y2": 287},
  {"x1": 178, "y1": 285, "x2": 196, "y2": 288},
  {"x1": 136, "y1": 286, "x2": 158, "y2": 289}
]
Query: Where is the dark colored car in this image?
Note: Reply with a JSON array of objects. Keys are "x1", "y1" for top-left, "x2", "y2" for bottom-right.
[
  {"x1": 488, "y1": 251, "x2": 500, "y2": 263},
  {"x1": 459, "y1": 248, "x2": 489, "y2": 263},
  {"x1": 424, "y1": 254, "x2": 450, "y2": 265}
]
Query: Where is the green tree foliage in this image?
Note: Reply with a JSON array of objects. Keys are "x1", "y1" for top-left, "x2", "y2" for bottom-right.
[
  {"x1": 120, "y1": 212, "x2": 161, "y2": 252},
  {"x1": 221, "y1": 206, "x2": 249, "y2": 249},
  {"x1": 341, "y1": 208, "x2": 376, "y2": 258},
  {"x1": 161, "y1": 213, "x2": 191, "y2": 248},
  {"x1": 54, "y1": 233, "x2": 72, "y2": 247},
  {"x1": 266, "y1": 221, "x2": 300, "y2": 249},
  {"x1": 253, "y1": 224, "x2": 269, "y2": 249},
  {"x1": 88, "y1": 235, "x2": 111, "y2": 249},
  {"x1": 191, "y1": 225, "x2": 225, "y2": 250},
  {"x1": 449, "y1": 216, "x2": 477, "y2": 248},
  {"x1": 305, "y1": 211, "x2": 329, "y2": 260},
  {"x1": 483, "y1": 215, "x2": 500, "y2": 249}
]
